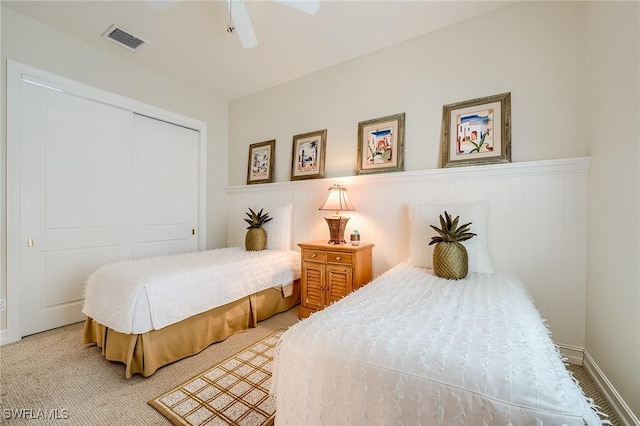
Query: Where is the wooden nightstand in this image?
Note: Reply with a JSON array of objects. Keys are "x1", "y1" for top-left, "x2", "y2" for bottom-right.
[{"x1": 297, "y1": 240, "x2": 374, "y2": 319}]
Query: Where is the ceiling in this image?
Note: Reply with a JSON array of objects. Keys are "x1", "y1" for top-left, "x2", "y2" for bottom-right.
[{"x1": 4, "y1": 1, "x2": 511, "y2": 101}]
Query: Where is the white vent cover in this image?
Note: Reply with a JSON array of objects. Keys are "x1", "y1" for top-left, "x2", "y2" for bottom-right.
[{"x1": 102, "y1": 24, "x2": 148, "y2": 51}]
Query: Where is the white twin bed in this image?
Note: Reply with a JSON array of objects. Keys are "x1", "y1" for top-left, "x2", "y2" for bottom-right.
[
  {"x1": 83, "y1": 247, "x2": 300, "y2": 378},
  {"x1": 271, "y1": 202, "x2": 604, "y2": 425},
  {"x1": 82, "y1": 204, "x2": 302, "y2": 378},
  {"x1": 271, "y1": 264, "x2": 603, "y2": 425},
  {"x1": 83, "y1": 247, "x2": 300, "y2": 335}
]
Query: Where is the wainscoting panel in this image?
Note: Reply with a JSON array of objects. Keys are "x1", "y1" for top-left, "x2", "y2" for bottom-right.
[{"x1": 225, "y1": 157, "x2": 591, "y2": 350}]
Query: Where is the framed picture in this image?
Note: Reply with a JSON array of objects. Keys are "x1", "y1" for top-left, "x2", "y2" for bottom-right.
[
  {"x1": 247, "y1": 139, "x2": 275, "y2": 185},
  {"x1": 441, "y1": 92, "x2": 511, "y2": 168},
  {"x1": 356, "y1": 113, "x2": 405, "y2": 175},
  {"x1": 290, "y1": 129, "x2": 327, "y2": 181}
]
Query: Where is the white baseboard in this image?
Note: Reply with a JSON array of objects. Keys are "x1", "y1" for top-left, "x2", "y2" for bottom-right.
[
  {"x1": 0, "y1": 329, "x2": 8, "y2": 346},
  {"x1": 584, "y1": 350, "x2": 639, "y2": 426},
  {"x1": 558, "y1": 343, "x2": 584, "y2": 365}
]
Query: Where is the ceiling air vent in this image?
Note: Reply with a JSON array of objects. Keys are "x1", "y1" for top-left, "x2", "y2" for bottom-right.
[{"x1": 102, "y1": 24, "x2": 148, "y2": 51}]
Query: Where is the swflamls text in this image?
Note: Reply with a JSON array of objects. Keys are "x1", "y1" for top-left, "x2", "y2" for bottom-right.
[{"x1": 2, "y1": 408, "x2": 70, "y2": 420}]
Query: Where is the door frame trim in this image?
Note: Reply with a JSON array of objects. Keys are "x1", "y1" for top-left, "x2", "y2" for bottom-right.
[{"x1": 5, "y1": 60, "x2": 207, "y2": 343}]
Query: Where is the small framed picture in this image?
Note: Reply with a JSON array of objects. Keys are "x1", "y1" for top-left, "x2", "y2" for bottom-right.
[
  {"x1": 290, "y1": 129, "x2": 327, "y2": 181},
  {"x1": 247, "y1": 140, "x2": 275, "y2": 185},
  {"x1": 441, "y1": 92, "x2": 511, "y2": 168},
  {"x1": 356, "y1": 113, "x2": 405, "y2": 175}
]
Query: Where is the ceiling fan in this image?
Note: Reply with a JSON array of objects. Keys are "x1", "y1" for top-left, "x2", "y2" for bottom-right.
[{"x1": 148, "y1": 0, "x2": 320, "y2": 49}]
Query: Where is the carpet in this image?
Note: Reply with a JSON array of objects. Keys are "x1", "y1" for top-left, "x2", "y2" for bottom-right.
[{"x1": 149, "y1": 329, "x2": 284, "y2": 426}]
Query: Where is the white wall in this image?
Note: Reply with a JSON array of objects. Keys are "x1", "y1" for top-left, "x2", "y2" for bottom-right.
[
  {"x1": 229, "y1": 1, "x2": 588, "y2": 185},
  {"x1": 0, "y1": 7, "x2": 229, "y2": 331},
  {"x1": 227, "y1": 1, "x2": 639, "y2": 421},
  {"x1": 585, "y1": 2, "x2": 640, "y2": 422}
]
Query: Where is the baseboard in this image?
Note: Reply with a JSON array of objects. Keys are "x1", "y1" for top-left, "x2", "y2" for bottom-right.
[
  {"x1": 0, "y1": 329, "x2": 8, "y2": 346},
  {"x1": 584, "y1": 350, "x2": 639, "y2": 426},
  {"x1": 558, "y1": 343, "x2": 584, "y2": 365}
]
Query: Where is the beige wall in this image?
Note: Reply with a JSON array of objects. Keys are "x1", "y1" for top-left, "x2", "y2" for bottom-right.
[
  {"x1": 585, "y1": 1, "x2": 640, "y2": 419},
  {"x1": 228, "y1": 0, "x2": 639, "y2": 420},
  {"x1": 229, "y1": 1, "x2": 588, "y2": 185},
  {"x1": 0, "y1": 7, "x2": 229, "y2": 330}
]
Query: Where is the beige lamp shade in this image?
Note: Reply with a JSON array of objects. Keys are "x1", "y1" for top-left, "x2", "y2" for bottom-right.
[{"x1": 319, "y1": 185, "x2": 355, "y2": 244}]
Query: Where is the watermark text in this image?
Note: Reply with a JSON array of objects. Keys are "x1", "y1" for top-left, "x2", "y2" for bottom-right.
[{"x1": 2, "y1": 408, "x2": 70, "y2": 420}]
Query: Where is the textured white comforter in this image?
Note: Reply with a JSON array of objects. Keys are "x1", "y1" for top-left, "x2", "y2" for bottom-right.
[
  {"x1": 82, "y1": 248, "x2": 300, "y2": 334},
  {"x1": 271, "y1": 263, "x2": 602, "y2": 425}
]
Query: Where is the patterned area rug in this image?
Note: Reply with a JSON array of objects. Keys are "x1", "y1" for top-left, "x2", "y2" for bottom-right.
[{"x1": 149, "y1": 329, "x2": 284, "y2": 426}]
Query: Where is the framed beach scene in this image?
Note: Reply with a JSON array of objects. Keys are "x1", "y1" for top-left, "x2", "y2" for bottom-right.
[
  {"x1": 247, "y1": 139, "x2": 275, "y2": 184},
  {"x1": 290, "y1": 129, "x2": 326, "y2": 181}
]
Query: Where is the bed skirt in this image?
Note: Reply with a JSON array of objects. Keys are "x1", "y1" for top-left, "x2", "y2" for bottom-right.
[{"x1": 83, "y1": 281, "x2": 300, "y2": 378}]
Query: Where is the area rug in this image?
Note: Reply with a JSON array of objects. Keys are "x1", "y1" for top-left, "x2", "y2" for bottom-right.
[{"x1": 149, "y1": 329, "x2": 284, "y2": 426}]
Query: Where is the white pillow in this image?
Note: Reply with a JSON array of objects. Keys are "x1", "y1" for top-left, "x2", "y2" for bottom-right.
[
  {"x1": 407, "y1": 201, "x2": 494, "y2": 273},
  {"x1": 264, "y1": 204, "x2": 293, "y2": 251}
]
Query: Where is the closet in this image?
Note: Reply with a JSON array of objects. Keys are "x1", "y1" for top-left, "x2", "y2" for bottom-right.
[{"x1": 7, "y1": 62, "x2": 205, "y2": 338}]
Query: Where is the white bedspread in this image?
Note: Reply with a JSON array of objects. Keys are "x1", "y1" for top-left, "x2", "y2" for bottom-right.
[
  {"x1": 82, "y1": 248, "x2": 300, "y2": 334},
  {"x1": 271, "y1": 263, "x2": 603, "y2": 425}
]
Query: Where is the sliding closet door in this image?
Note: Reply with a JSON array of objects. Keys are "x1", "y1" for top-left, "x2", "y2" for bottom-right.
[
  {"x1": 7, "y1": 62, "x2": 206, "y2": 340},
  {"x1": 133, "y1": 115, "x2": 199, "y2": 258},
  {"x1": 17, "y1": 80, "x2": 134, "y2": 337}
]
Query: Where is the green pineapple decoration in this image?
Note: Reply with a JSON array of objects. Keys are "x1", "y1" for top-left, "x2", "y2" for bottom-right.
[
  {"x1": 429, "y1": 211, "x2": 477, "y2": 279},
  {"x1": 244, "y1": 208, "x2": 273, "y2": 251}
]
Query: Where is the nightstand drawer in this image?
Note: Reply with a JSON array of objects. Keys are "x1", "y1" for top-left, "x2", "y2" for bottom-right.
[
  {"x1": 302, "y1": 249, "x2": 327, "y2": 262},
  {"x1": 327, "y1": 251, "x2": 352, "y2": 265}
]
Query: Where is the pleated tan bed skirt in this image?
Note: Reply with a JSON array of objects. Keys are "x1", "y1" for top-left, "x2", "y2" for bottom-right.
[{"x1": 83, "y1": 281, "x2": 300, "y2": 378}]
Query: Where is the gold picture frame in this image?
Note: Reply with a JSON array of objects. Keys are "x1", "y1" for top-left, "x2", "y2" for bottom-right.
[
  {"x1": 356, "y1": 113, "x2": 405, "y2": 175},
  {"x1": 247, "y1": 139, "x2": 275, "y2": 185},
  {"x1": 290, "y1": 129, "x2": 327, "y2": 181},
  {"x1": 441, "y1": 92, "x2": 511, "y2": 168}
]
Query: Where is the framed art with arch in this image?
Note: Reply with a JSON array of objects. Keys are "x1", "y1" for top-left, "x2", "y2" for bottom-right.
[
  {"x1": 356, "y1": 113, "x2": 405, "y2": 175},
  {"x1": 441, "y1": 92, "x2": 511, "y2": 168}
]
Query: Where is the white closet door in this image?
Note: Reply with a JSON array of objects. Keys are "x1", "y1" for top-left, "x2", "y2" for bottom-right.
[
  {"x1": 18, "y1": 81, "x2": 134, "y2": 337},
  {"x1": 133, "y1": 115, "x2": 199, "y2": 258}
]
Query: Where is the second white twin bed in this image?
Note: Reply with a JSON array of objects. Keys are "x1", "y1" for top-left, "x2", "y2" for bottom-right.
[{"x1": 271, "y1": 263, "x2": 603, "y2": 425}]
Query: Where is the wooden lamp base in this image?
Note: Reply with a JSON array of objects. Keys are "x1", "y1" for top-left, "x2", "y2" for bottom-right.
[{"x1": 324, "y1": 216, "x2": 350, "y2": 244}]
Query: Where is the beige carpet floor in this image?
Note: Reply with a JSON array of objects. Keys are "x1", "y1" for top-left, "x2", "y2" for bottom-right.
[
  {"x1": 0, "y1": 306, "x2": 620, "y2": 425},
  {"x1": 0, "y1": 309, "x2": 298, "y2": 425}
]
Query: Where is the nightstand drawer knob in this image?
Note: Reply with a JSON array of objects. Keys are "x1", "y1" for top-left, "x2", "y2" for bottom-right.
[
  {"x1": 335, "y1": 256, "x2": 342, "y2": 261},
  {"x1": 311, "y1": 253, "x2": 317, "y2": 258}
]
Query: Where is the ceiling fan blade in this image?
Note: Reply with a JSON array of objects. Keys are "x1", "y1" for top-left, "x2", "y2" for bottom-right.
[
  {"x1": 274, "y1": 0, "x2": 320, "y2": 15},
  {"x1": 228, "y1": 0, "x2": 258, "y2": 49}
]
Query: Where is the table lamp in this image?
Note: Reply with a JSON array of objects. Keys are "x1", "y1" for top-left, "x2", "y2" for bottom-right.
[{"x1": 318, "y1": 184, "x2": 355, "y2": 244}]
